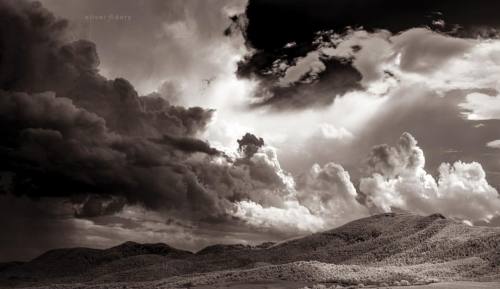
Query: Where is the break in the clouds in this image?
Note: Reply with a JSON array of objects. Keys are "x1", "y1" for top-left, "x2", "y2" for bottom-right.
[{"x1": 2, "y1": 0, "x2": 500, "y2": 262}]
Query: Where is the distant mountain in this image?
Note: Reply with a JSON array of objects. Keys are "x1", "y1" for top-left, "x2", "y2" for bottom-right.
[
  {"x1": 0, "y1": 241, "x2": 192, "y2": 285},
  {"x1": 1, "y1": 212, "x2": 499, "y2": 287}
]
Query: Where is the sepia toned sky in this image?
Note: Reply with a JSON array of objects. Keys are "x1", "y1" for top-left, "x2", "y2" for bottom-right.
[{"x1": 1, "y1": 0, "x2": 500, "y2": 261}]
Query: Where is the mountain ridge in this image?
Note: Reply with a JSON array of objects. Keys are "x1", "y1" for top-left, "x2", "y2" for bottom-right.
[{"x1": 1, "y1": 211, "x2": 499, "y2": 287}]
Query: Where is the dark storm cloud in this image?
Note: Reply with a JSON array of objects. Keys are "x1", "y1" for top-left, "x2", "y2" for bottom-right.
[
  {"x1": 0, "y1": 0, "x2": 279, "y2": 224},
  {"x1": 244, "y1": 0, "x2": 500, "y2": 51},
  {"x1": 154, "y1": 134, "x2": 220, "y2": 156},
  {"x1": 236, "y1": 0, "x2": 500, "y2": 110},
  {"x1": 0, "y1": 0, "x2": 213, "y2": 138},
  {"x1": 0, "y1": 90, "x2": 218, "y2": 217}
]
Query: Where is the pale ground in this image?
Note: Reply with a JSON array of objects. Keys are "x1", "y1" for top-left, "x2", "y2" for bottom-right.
[
  {"x1": 193, "y1": 280, "x2": 311, "y2": 289},
  {"x1": 193, "y1": 281, "x2": 500, "y2": 289},
  {"x1": 390, "y1": 282, "x2": 500, "y2": 289}
]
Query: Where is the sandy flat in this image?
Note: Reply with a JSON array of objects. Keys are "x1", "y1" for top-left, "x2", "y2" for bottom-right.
[
  {"x1": 193, "y1": 280, "x2": 311, "y2": 289},
  {"x1": 193, "y1": 281, "x2": 500, "y2": 289},
  {"x1": 390, "y1": 281, "x2": 500, "y2": 289}
]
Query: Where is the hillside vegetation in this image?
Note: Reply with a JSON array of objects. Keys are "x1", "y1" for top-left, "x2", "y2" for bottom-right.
[{"x1": 1, "y1": 212, "x2": 499, "y2": 288}]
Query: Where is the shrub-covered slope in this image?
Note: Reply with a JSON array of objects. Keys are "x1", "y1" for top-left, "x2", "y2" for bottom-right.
[
  {"x1": 1, "y1": 211, "x2": 499, "y2": 287},
  {"x1": 264, "y1": 212, "x2": 500, "y2": 266}
]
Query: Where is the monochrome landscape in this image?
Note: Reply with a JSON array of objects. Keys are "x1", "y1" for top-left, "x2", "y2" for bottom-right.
[{"x1": 1, "y1": 0, "x2": 500, "y2": 288}]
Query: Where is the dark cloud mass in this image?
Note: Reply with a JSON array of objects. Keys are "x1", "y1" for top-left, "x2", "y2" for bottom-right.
[
  {"x1": 0, "y1": 0, "x2": 273, "y2": 235},
  {"x1": 0, "y1": 0, "x2": 213, "y2": 137},
  {"x1": 154, "y1": 134, "x2": 220, "y2": 156},
  {"x1": 244, "y1": 0, "x2": 500, "y2": 51},
  {"x1": 237, "y1": 0, "x2": 500, "y2": 110}
]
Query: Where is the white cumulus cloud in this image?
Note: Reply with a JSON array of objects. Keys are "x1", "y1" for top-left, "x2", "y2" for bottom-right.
[
  {"x1": 487, "y1": 140, "x2": 500, "y2": 149},
  {"x1": 360, "y1": 133, "x2": 500, "y2": 223}
]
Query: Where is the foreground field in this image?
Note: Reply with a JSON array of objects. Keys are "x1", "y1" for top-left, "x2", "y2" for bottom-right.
[
  {"x1": 208, "y1": 281, "x2": 500, "y2": 289},
  {"x1": 159, "y1": 259, "x2": 493, "y2": 288},
  {"x1": 9, "y1": 259, "x2": 500, "y2": 289},
  {"x1": 390, "y1": 281, "x2": 500, "y2": 289},
  {"x1": 12, "y1": 281, "x2": 500, "y2": 289}
]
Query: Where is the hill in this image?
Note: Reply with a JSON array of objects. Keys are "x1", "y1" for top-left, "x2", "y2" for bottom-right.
[
  {"x1": 262, "y1": 212, "x2": 500, "y2": 266},
  {"x1": 1, "y1": 212, "x2": 499, "y2": 288},
  {"x1": 0, "y1": 241, "x2": 192, "y2": 286}
]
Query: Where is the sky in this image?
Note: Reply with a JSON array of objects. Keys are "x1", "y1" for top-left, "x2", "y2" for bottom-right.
[{"x1": 1, "y1": 0, "x2": 500, "y2": 262}]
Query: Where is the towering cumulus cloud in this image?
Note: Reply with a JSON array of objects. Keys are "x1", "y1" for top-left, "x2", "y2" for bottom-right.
[{"x1": 360, "y1": 133, "x2": 500, "y2": 223}]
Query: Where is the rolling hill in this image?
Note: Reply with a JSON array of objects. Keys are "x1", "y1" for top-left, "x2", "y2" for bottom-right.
[
  {"x1": 1, "y1": 211, "x2": 499, "y2": 288},
  {"x1": 262, "y1": 212, "x2": 500, "y2": 266}
]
